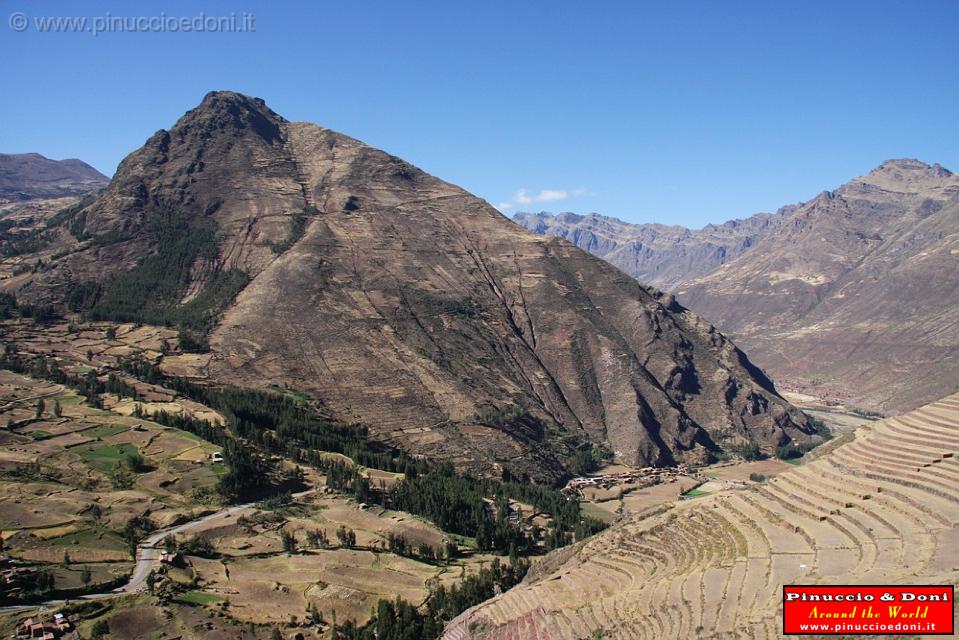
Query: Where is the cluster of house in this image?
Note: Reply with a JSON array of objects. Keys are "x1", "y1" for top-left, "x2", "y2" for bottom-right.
[
  {"x1": 15, "y1": 613, "x2": 75, "y2": 640},
  {"x1": 0, "y1": 553, "x2": 39, "y2": 602},
  {"x1": 563, "y1": 464, "x2": 708, "y2": 495}
]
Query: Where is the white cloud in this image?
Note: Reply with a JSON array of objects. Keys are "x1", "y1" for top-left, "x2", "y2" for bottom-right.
[
  {"x1": 536, "y1": 189, "x2": 569, "y2": 202},
  {"x1": 515, "y1": 188, "x2": 569, "y2": 205},
  {"x1": 505, "y1": 186, "x2": 592, "y2": 210}
]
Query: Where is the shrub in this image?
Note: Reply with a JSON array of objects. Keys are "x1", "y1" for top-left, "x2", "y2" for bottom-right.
[
  {"x1": 728, "y1": 441, "x2": 765, "y2": 461},
  {"x1": 91, "y1": 619, "x2": 110, "y2": 639}
]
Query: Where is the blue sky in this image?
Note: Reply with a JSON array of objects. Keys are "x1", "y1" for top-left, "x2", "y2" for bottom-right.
[{"x1": 1, "y1": 0, "x2": 957, "y2": 228}]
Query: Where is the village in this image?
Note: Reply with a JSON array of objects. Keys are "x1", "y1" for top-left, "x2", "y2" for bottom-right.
[
  {"x1": 562, "y1": 463, "x2": 715, "y2": 496},
  {"x1": 13, "y1": 612, "x2": 76, "y2": 640}
]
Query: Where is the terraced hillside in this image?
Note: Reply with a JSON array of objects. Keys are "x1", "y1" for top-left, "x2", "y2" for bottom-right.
[{"x1": 442, "y1": 393, "x2": 959, "y2": 639}]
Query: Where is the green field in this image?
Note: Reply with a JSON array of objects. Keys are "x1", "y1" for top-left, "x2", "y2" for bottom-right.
[
  {"x1": 175, "y1": 590, "x2": 224, "y2": 606},
  {"x1": 49, "y1": 527, "x2": 128, "y2": 551},
  {"x1": 80, "y1": 423, "x2": 130, "y2": 438},
  {"x1": 680, "y1": 488, "x2": 711, "y2": 500},
  {"x1": 76, "y1": 443, "x2": 140, "y2": 473},
  {"x1": 269, "y1": 384, "x2": 311, "y2": 403},
  {"x1": 54, "y1": 392, "x2": 86, "y2": 405}
]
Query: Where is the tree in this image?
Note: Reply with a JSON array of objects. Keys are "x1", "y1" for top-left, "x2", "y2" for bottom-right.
[
  {"x1": 306, "y1": 529, "x2": 328, "y2": 549},
  {"x1": 81, "y1": 567, "x2": 92, "y2": 585},
  {"x1": 35, "y1": 398, "x2": 45, "y2": 418},
  {"x1": 308, "y1": 601, "x2": 322, "y2": 625},
  {"x1": 281, "y1": 530, "x2": 297, "y2": 553},
  {"x1": 335, "y1": 526, "x2": 357, "y2": 548},
  {"x1": 110, "y1": 462, "x2": 134, "y2": 490},
  {"x1": 146, "y1": 570, "x2": 157, "y2": 594},
  {"x1": 216, "y1": 440, "x2": 274, "y2": 501},
  {"x1": 91, "y1": 619, "x2": 110, "y2": 638},
  {"x1": 125, "y1": 451, "x2": 147, "y2": 473},
  {"x1": 52, "y1": 400, "x2": 62, "y2": 418}
]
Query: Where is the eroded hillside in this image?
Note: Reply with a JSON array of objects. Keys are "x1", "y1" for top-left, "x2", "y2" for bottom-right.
[
  {"x1": 0, "y1": 91, "x2": 812, "y2": 481},
  {"x1": 678, "y1": 160, "x2": 959, "y2": 412},
  {"x1": 517, "y1": 161, "x2": 959, "y2": 414}
]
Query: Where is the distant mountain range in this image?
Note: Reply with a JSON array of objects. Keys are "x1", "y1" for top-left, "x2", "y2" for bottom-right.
[
  {"x1": 515, "y1": 159, "x2": 959, "y2": 413},
  {"x1": 0, "y1": 152, "x2": 108, "y2": 202},
  {"x1": 513, "y1": 208, "x2": 792, "y2": 291}
]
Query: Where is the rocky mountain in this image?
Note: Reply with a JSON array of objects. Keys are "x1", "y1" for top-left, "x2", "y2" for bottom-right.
[
  {"x1": 0, "y1": 91, "x2": 813, "y2": 480},
  {"x1": 517, "y1": 160, "x2": 959, "y2": 413},
  {"x1": 0, "y1": 153, "x2": 108, "y2": 203},
  {"x1": 512, "y1": 209, "x2": 789, "y2": 291},
  {"x1": 678, "y1": 159, "x2": 959, "y2": 413}
]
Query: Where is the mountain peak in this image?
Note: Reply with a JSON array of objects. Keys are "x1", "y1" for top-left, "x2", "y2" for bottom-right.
[
  {"x1": 166, "y1": 90, "x2": 287, "y2": 146},
  {"x1": 838, "y1": 158, "x2": 956, "y2": 196},
  {"x1": 196, "y1": 90, "x2": 276, "y2": 114}
]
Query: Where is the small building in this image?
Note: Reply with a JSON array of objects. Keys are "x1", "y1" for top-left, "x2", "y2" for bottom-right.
[{"x1": 210, "y1": 451, "x2": 224, "y2": 463}]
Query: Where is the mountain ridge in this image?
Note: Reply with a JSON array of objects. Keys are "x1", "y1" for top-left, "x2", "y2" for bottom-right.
[
  {"x1": 0, "y1": 90, "x2": 813, "y2": 480},
  {"x1": 517, "y1": 159, "x2": 959, "y2": 412},
  {"x1": 0, "y1": 152, "x2": 109, "y2": 203}
]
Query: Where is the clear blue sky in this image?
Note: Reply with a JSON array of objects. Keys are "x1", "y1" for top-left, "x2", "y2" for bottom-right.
[{"x1": 2, "y1": 0, "x2": 957, "y2": 227}]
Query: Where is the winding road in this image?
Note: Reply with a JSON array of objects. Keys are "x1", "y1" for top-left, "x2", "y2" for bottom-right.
[{"x1": 0, "y1": 489, "x2": 316, "y2": 612}]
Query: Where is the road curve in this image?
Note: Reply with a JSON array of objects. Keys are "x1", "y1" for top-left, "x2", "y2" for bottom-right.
[{"x1": 0, "y1": 488, "x2": 316, "y2": 612}]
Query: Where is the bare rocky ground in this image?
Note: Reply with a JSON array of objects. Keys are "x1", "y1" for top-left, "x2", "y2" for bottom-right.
[{"x1": 441, "y1": 392, "x2": 959, "y2": 639}]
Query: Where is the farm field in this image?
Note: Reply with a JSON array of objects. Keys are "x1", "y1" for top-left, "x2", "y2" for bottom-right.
[
  {"x1": 0, "y1": 318, "x2": 536, "y2": 638},
  {"x1": 151, "y1": 490, "x2": 502, "y2": 627},
  {"x1": 0, "y1": 365, "x2": 226, "y2": 586}
]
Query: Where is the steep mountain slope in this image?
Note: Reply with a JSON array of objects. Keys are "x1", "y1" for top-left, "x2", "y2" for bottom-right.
[
  {"x1": 513, "y1": 209, "x2": 788, "y2": 290},
  {"x1": 442, "y1": 391, "x2": 959, "y2": 639},
  {"x1": 0, "y1": 152, "x2": 108, "y2": 203},
  {"x1": 678, "y1": 160, "x2": 959, "y2": 412},
  {"x1": 0, "y1": 92, "x2": 812, "y2": 480},
  {"x1": 517, "y1": 161, "x2": 959, "y2": 413}
]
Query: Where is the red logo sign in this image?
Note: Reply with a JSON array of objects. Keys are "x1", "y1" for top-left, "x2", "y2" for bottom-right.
[{"x1": 783, "y1": 585, "x2": 955, "y2": 635}]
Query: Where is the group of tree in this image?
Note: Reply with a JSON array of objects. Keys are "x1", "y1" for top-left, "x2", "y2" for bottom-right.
[
  {"x1": 119, "y1": 354, "x2": 608, "y2": 551},
  {"x1": 0, "y1": 292, "x2": 59, "y2": 322},
  {"x1": 121, "y1": 515, "x2": 156, "y2": 558},
  {"x1": 0, "y1": 347, "x2": 138, "y2": 410},
  {"x1": 64, "y1": 209, "x2": 249, "y2": 352},
  {"x1": 326, "y1": 459, "x2": 604, "y2": 555},
  {"x1": 331, "y1": 558, "x2": 528, "y2": 640}
]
